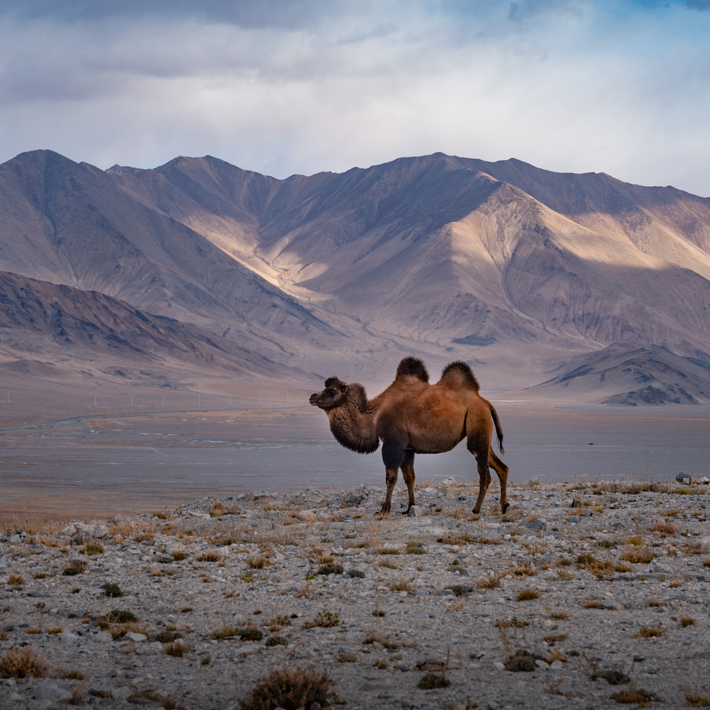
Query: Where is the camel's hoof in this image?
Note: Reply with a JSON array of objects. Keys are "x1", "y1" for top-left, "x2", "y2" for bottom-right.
[
  {"x1": 501, "y1": 502, "x2": 510, "y2": 514},
  {"x1": 401, "y1": 508, "x2": 411, "y2": 516},
  {"x1": 379, "y1": 506, "x2": 391, "y2": 514}
]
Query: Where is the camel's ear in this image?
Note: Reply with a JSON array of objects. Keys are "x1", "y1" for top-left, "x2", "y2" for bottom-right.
[{"x1": 339, "y1": 383, "x2": 348, "y2": 394}]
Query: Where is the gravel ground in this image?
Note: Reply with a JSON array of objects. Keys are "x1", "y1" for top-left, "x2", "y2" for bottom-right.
[{"x1": 1, "y1": 478, "x2": 709, "y2": 710}]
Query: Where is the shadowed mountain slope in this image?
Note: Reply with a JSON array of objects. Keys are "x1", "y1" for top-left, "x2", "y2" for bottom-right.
[
  {"x1": 0, "y1": 270, "x2": 311, "y2": 382},
  {"x1": 0, "y1": 150, "x2": 342, "y2": 362},
  {"x1": 529, "y1": 341, "x2": 710, "y2": 405},
  {"x1": 3, "y1": 150, "x2": 710, "y2": 396}
]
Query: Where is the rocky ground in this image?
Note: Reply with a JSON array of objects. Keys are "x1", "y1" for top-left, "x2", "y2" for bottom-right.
[{"x1": 1, "y1": 478, "x2": 709, "y2": 710}]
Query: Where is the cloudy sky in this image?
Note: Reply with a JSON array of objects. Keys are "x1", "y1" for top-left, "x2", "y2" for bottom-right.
[{"x1": 1, "y1": 0, "x2": 709, "y2": 194}]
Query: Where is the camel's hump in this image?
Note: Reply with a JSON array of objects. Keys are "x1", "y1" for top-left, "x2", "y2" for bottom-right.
[
  {"x1": 438, "y1": 361, "x2": 479, "y2": 390},
  {"x1": 395, "y1": 357, "x2": 429, "y2": 383}
]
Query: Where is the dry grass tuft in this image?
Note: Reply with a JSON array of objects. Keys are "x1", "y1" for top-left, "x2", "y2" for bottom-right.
[
  {"x1": 197, "y1": 551, "x2": 219, "y2": 563},
  {"x1": 516, "y1": 589, "x2": 539, "y2": 601},
  {"x1": 7, "y1": 573, "x2": 24, "y2": 587},
  {"x1": 583, "y1": 599, "x2": 600, "y2": 609},
  {"x1": 684, "y1": 690, "x2": 710, "y2": 707},
  {"x1": 611, "y1": 686, "x2": 660, "y2": 705},
  {"x1": 240, "y1": 666, "x2": 336, "y2": 710},
  {"x1": 477, "y1": 572, "x2": 502, "y2": 589},
  {"x1": 377, "y1": 559, "x2": 399, "y2": 570},
  {"x1": 634, "y1": 625, "x2": 665, "y2": 638},
  {"x1": 164, "y1": 639, "x2": 190, "y2": 657},
  {"x1": 680, "y1": 617, "x2": 695, "y2": 627},
  {"x1": 388, "y1": 577, "x2": 414, "y2": 592},
  {"x1": 651, "y1": 521, "x2": 677, "y2": 535},
  {"x1": 246, "y1": 556, "x2": 269, "y2": 570},
  {"x1": 303, "y1": 610, "x2": 340, "y2": 629},
  {"x1": 0, "y1": 646, "x2": 48, "y2": 678},
  {"x1": 211, "y1": 624, "x2": 239, "y2": 640},
  {"x1": 621, "y1": 548, "x2": 655, "y2": 564}
]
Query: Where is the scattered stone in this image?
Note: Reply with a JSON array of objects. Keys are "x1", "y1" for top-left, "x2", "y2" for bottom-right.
[
  {"x1": 676, "y1": 472, "x2": 692, "y2": 485},
  {"x1": 408, "y1": 506, "x2": 419, "y2": 517},
  {"x1": 526, "y1": 519, "x2": 547, "y2": 532},
  {"x1": 124, "y1": 631, "x2": 147, "y2": 642},
  {"x1": 32, "y1": 680, "x2": 73, "y2": 703},
  {"x1": 297, "y1": 510, "x2": 317, "y2": 523}
]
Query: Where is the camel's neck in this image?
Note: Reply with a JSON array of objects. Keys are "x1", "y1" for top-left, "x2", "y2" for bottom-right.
[{"x1": 327, "y1": 390, "x2": 379, "y2": 454}]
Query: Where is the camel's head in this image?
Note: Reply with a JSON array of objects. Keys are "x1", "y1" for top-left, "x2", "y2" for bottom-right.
[{"x1": 309, "y1": 377, "x2": 350, "y2": 411}]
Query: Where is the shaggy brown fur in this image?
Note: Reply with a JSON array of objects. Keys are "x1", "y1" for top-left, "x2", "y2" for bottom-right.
[{"x1": 309, "y1": 357, "x2": 509, "y2": 515}]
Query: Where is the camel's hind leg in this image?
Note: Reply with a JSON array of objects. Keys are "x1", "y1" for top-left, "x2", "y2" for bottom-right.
[
  {"x1": 400, "y1": 448, "x2": 416, "y2": 515},
  {"x1": 466, "y1": 425, "x2": 491, "y2": 514},
  {"x1": 380, "y1": 441, "x2": 404, "y2": 514},
  {"x1": 490, "y1": 448, "x2": 510, "y2": 514}
]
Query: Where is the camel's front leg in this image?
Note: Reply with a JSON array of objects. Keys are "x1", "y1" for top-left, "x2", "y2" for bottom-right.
[
  {"x1": 380, "y1": 467, "x2": 399, "y2": 513},
  {"x1": 400, "y1": 448, "x2": 416, "y2": 514},
  {"x1": 380, "y1": 441, "x2": 405, "y2": 514}
]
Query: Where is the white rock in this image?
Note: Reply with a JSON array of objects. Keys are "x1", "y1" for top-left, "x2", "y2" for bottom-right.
[
  {"x1": 96, "y1": 631, "x2": 114, "y2": 643},
  {"x1": 93, "y1": 524, "x2": 109, "y2": 538},
  {"x1": 297, "y1": 510, "x2": 317, "y2": 523},
  {"x1": 61, "y1": 630, "x2": 80, "y2": 641},
  {"x1": 189, "y1": 511, "x2": 211, "y2": 519},
  {"x1": 125, "y1": 631, "x2": 147, "y2": 642},
  {"x1": 699, "y1": 536, "x2": 710, "y2": 552},
  {"x1": 59, "y1": 524, "x2": 78, "y2": 537},
  {"x1": 535, "y1": 659, "x2": 550, "y2": 669},
  {"x1": 33, "y1": 680, "x2": 73, "y2": 703},
  {"x1": 493, "y1": 661, "x2": 506, "y2": 670}
]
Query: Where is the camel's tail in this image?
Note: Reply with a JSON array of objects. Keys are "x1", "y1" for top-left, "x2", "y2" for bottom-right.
[{"x1": 490, "y1": 403, "x2": 505, "y2": 455}]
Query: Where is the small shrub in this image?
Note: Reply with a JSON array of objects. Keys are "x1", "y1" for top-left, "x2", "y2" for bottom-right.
[
  {"x1": 337, "y1": 651, "x2": 356, "y2": 662},
  {"x1": 505, "y1": 649, "x2": 543, "y2": 672},
  {"x1": 447, "y1": 585, "x2": 470, "y2": 598},
  {"x1": 7, "y1": 573, "x2": 24, "y2": 586},
  {"x1": 240, "y1": 666, "x2": 336, "y2": 710},
  {"x1": 591, "y1": 669, "x2": 630, "y2": 685},
  {"x1": 197, "y1": 552, "x2": 219, "y2": 563},
  {"x1": 0, "y1": 646, "x2": 48, "y2": 678},
  {"x1": 180, "y1": 606, "x2": 193, "y2": 613},
  {"x1": 164, "y1": 639, "x2": 189, "y2": 658},
  {"x1": 406, "y1": 542, "x2": 426, "y2": 554},
  {"x1": 685, "y1": 691, "x2": 710, "y2": 707},
  {"x1": 246, "y1": 556, "x2": 269, "y2": 569},
  {"x1": 598, "y1": 540, "x2": 617, "y2": 549},
  {"x1": 583, "y1": 599, "x2": 600, "y2": 609},
  {"x1": 211, "y1": 624, "x2": 238, "y2": 640},
  {"x1": 621, "y1": 549, "x2": 655, "y2": 564},
  {"x1": 26, "y1": 627, "x2": 42, "y2": 635},
  {"x1": 239, "y1": 628, "x2": 264, "y2": 641},
  {"x1": 155, "y1": 630, "x2": 182, "y2": 643},
  {"x1": 651, "y1": 522, "x2": 677, "y2": 535},
  {"x1": 47, "y1": 627, "x2": 62, "y2": 635},
  {"x1": 347, "y1": 569, "x2": 365, "y2": 578},
  {"x1": 576, "y1": 554, "x2": 598, "y2": 566},
  {"x1": 377, "y1": 548, "x2": 401, "y2": 555},
  {"x1": 477, "y1": 573, "x2": 501, "y2": 589},
  {"x1": 634, "y1": 625, "x2": 664, "y2": 638},
  {"x1": 557, "y1": 558, "x2": 572, "y2": 567},
  {"x1": 171, "y1": 551, "x2": 187, "y2": 561},
  {"x1": 318, "y1": 562, "x2": 344, "y2": 576},
  {"x1": 267, "y1": 615, "x2": 292, "y2": 628},
  {"x1": 680, "y1": 617, "x2": 695, "y2": 627},
  {"x1": 611, "y1": 687, "x2": 660, "y2": 704},
  {"x1": 105, "y1": 609, "x2": 137, "y2": 624},
  {"x1": 516, "y1": 589, "x2": 539, "y2": 601},
  {"x1": 389, "y1": 578, "x2": 415, "y2": 592},
  {"x1": 83, "y1": 543, "x2": 104, "y2": 555},
  {"x1": 63, "y1": 559, "x2": 88, "y2": 576},
  {"x1": 33, "y1": 572, "x2": 48, "y2": 579},
  {"x1": 543, "y1": 633, "x2": 567, "y2": 645},
  {"x1": 303, "y1": 610, "x2": 339, "y2": 629},
  {"x1": 265, "y1": 636, "x2": 288, "y2": 647},
  {"x1": 101, "y1": 582, "x2": 123, "y2": 598},
  {"x1": 378, "y1": 559, "x2": 399, "y2": 570},
  {"x1": 418, "y1": 672, "x2": 450, "y2": 689}
]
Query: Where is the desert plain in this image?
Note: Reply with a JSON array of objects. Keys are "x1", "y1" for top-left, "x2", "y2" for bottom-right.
[{"x1": 1, "y1": 401, "x2": 710, "y2": 710}]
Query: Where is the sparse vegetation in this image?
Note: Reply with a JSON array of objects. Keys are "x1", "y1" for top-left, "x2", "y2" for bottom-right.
[
  {"x1": 611, "y1": 687, "x2": 660, "y2": 704},
  {"x1": 621, "y1": 548, "x2": 655, "y2": 564},
  {"x1": 0, "y1": 646, "x2": 48, "y2": 678},
  {"x1": 418, "y1": 672, "x2": 450, "y2": 689},
  {"x1": 505, "y1": 649, "x2": 543, "y2": 672},
  {"x1": 318, "y1": 562, "x2": 344, "y2": 576},
  {"x1": 7, "y1": 573, "x2": 24, "y2": 587},
  {"x1": 265, "y1": 636, "x2": 288, "y2": 647},
  {"x1": 303, "y1": 610, "x2": 340, "y2": 629},
  {"x1": 635, "y1": 625, "x2": 665, "y2": 638},
  {"x1": 591, "y1": 669, "x2": 630, "y2": 685},
  {"x1": 63, "y1": 559, "x2": 88, "y2": 576},
  {"x1": 101, "y1": 582, "x2": 123, "y2": 598},
  {"x1": 680, "y1": 617, "x2": 695, "y2": 627},
  {"x1": 197, "y1": 551, "x2": 219, "y2": 562},
  {"x1": 83, "y1": 542, "x2": 104, "y2": 555},
  {"x1": 240, "y1": 666, "x2": 336, "y2": 710},
  {"x1": 516, "y1": 589, "x2": 539, "y2": 601}
]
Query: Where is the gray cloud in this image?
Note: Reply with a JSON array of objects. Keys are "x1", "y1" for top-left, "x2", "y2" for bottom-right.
[{"x1": 1, "y1": 1, "x2": 710, "y2": 196}]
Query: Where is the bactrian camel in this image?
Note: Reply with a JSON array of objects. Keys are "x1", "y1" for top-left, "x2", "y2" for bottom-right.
[{"x1": 309, "y1": 357, "x2": 509, "y2": 515}]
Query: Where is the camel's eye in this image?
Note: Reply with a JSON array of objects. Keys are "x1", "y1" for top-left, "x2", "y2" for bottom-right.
[{"x1": 327, "y1": 389, "x2": 336, "y2": 395}]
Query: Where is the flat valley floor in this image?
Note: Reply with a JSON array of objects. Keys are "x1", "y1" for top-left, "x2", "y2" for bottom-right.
[{"x1": 1, "y1": 403, "x2": 710, "y2": 522}]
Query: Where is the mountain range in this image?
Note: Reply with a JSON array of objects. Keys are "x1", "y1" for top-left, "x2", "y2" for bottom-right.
[{"x1": 2, "y1": 149, "x2": 710, "y2": 404}]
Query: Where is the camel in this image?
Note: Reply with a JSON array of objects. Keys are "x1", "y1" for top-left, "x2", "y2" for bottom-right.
[{"x1": 309, "y1": 357, "x2": 509, "y2": 515}]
